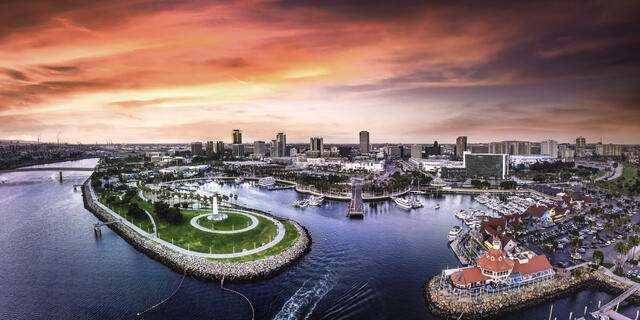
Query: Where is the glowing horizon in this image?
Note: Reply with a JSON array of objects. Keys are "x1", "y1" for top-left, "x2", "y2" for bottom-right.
[{"x1": 1, "y1": 0, "x2": 639, "y2": 144}]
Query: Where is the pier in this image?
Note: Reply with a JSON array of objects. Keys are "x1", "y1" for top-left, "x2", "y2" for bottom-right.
[
  {"x1": 346, "y1": 183, "x2": 364, "y2": 218},
  {"x1": 590, "y1": 283, "x2": 640, "y2": 320},
  {"x1": 93, "y1": 219, "x2": 121, "y2": 236}
]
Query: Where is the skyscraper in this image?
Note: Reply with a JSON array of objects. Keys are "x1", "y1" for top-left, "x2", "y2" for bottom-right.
[
  {"x1": 215, "y1": 141, "x2": 225, "y2": 155},
  {"x1": 310, "y1": 137, "x2": 323, "y2": 152},
  {"x1": 253, "y1": 141, "x2": 266, "y2": 155},
  {"x1": 191, "y1": 141, "x2": 203, "y2": 155},
  {"x1": 276, "y1": 132, "x2": 286, "y2": 157},
  {"x1": 269, "y1": 139, "x2": 277, "y2": 156},
  {"x1": 575, "y1": 136, "x2": 586, "y2": 158},
  {"x1": 205, "y1": 141, "x2": 214, "y2": 156},
  {"x1": 456, "y1": 136, "x2": 467, "y2": 158},
  {"x1": 359, "y1": 131, "x2": 370, "y2": 154},
  {"x1": 232, "y1": 129, "x2": 242, "y2": 144},
  {"x1": 541, "y1": 140, "x2": 558, "y2": 159}
]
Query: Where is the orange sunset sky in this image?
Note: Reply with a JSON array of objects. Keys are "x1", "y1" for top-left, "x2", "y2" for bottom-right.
[{"x1": 1, "y1": 0, "x2": 639, "y2": 144}]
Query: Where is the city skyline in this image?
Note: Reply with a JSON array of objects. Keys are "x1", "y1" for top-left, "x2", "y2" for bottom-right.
[{"x1": 1, "y1": 1, "x2": 640, "y2": 144}]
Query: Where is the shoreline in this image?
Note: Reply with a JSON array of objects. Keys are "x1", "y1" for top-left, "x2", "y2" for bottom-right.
[
  {"x1": 424, "y1": 268, "x2": 640, "y2": 319},
  {"x1": 82, "y1": 176, "x2": 311, "y2": 283}
]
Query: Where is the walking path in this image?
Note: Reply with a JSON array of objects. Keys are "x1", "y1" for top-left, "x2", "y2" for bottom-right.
[
  {"x1": 190, "y1": 211, "x2": 259, "y2": 234},
  {"x1": 89, "y1": 184, "x2": 286, "y2": 259}
]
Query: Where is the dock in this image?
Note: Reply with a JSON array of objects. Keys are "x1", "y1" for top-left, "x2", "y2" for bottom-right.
[
  {"x1": 449, "y1": 230, "x2": 470, "y2": 266},
  {"x1": 346, "y1": 183, "x2": 364, "y2": 218}
]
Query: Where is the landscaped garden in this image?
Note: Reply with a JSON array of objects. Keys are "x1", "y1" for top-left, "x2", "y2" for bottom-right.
[
  {"x1": 595, "y1": 163, "x2": 640, "y2": 196},
  {"x1": 94, "y1": 182, "x2": 301, "y2": 262}
]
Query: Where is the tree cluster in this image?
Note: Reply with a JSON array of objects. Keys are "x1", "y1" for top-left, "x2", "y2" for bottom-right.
[{"x1": 153, "y1": 202, "x2": 183, "y2": 225}]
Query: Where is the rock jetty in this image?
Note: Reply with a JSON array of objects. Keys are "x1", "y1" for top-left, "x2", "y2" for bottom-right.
[
  {"x1": 425, "y1": 268, "x2": 640, "y2": 319},
  {"x1": 82, "y1": 178, "x2": 311, "y2": 282}
]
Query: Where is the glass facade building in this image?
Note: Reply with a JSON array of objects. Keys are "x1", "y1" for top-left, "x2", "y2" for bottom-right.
[{"x1": 463, "y1": 151, "x2": 509, "y2": 180}]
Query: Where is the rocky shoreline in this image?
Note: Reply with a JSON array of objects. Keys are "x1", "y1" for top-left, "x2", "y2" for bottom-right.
[
  {"x1": 82, "y1": 177, "x2": 311, "y2": 283},
  {"x1": 424, "y1": 268, "x2": 640, "y2": 319}
]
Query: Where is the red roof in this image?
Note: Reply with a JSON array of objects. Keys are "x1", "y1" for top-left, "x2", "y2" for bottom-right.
[
  {"x1": 450, "y1": 267, "x2": 491, "y2": 286},
  {"x1": 480, "y1": 217, "x2": 507, "y2": 236},
  {"x1": 512, "y1": 255, "x2": 553, "y2": 276},
  {"x1": 523, "y1": 204, "x2": 552, "y2": 218},
  {"x1": 477, "y1": 248, "x2": 515, "y2": 272}
]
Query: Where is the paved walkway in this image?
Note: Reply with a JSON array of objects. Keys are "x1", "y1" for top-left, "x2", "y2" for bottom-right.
[
  {"x1": 190, "y1": 210, "x2": 259, "y2": 234},
  {"x1": 90, "y1": 184, "x2": 287, "y2": 259}
]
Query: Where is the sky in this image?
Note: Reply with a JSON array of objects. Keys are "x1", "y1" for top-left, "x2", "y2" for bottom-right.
[{"x1": 1, "y1": 0, "x2": 639, "y2": 144}]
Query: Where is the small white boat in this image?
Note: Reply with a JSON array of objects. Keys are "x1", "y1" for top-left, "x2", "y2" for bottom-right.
[
  {"x1": 435, "y1": 204, "x2": 440, "y2": 209},
  {"x1": 448, "y1": 226, "x2": 462, "y2": 241},
  {"x1": 308, "y1": 195, "x2": 324, "y2": 206},
  {"x1": 292, "y1": 199, "x2": 309, "y2": 208},
  {"x1": 234, "y1": 177, "x2": 244, "y2": 184},
  {"x1": 393, "y1": 197, "x2": 413, "y2": 210},
  {"x1": 258, "y1": 176, "x2": 276, "y2": 187}
]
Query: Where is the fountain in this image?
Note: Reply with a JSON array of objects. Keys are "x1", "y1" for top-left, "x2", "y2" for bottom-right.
[{"x1": 207, "y1": 192, "x2": 228, "y2": 221}]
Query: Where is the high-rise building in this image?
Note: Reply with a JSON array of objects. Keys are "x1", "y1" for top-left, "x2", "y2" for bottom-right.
[
  {"x1": 489, "y1": 142, "x2": 506, "y2": 154},
  {"x1": 456, "y1": 136, "x2": 467, "y2": 158},
  {"x1": 383, "y1": 145, "x2": 402, "y2": 160},
  {"x1": 215, "y1": 141, "x2": 225, "y2": 155},
  {"x1": 205, "y1": 141, "x2": 214, "y2": 156},
  {"x1": 310, "y1": 137, "x2": 323, "y2": 152},
  {"x1": 470, "y1": 145, "x2": 489, "y2": 153},
  {"x1": 232, "y1": 129, "x2": 242, "y2": 144},
  {"x1": 559, "y1": 145, "x2": 574, "y2": 161},
  {"x1": 541, "y1": 140, "x2": 558, "y2": 159},
  {"x1": 191, "y1": 142, "x2": 203, "y2": 155},
  {"x1": 253, "y1": 141, "x2": 266, "y2": 155},
  {"x1": 575, "y1": 136, "x2": 586, "y2": 158},
  {"x1": 232, "y1": 144, "x2": 244, "y2": 158},
  {"x1": 269, "y1": 139, "x2": 277, "y2": 156},
  {"x1": 602, "y1": 143, "x2": 622, "y2": 157},
  {"x1": 410, "y1": 144, "x2": 423, "y2": 159},
  {"x1": 359, "y1": 131, "x2": 370, "y2": 154},
  {"x1": 489, "y1": 141, "x2": 531, "y2": 155},
  {"x1": 463, "y1": 151, "x2": 509, "y2": 180},
  {"x1": 276, "y1": 132, "x2": 286, "y2": 157}
]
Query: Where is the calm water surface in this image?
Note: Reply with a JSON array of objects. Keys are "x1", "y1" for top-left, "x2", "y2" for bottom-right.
[{"x1": 1, "y1": 159, "x2": 638, "y2": 319}]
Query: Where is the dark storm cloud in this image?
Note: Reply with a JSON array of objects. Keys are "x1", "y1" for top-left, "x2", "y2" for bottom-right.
[{"x1": 1, "y1": 68, "x2": 29, "y2": 81}]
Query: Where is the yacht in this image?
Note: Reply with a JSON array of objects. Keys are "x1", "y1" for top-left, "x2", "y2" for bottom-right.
[
  {"x1": 435, "y1": 204, "x2": 440, "y2": 209},
  {"x1": 234, "y1": 177, "x2": 244, "y2": 184},
  {"x1": 308, "y1": 195, "x2": 325, "y2": 206},
  {"x1": 292, "y1": 199, "x2": 309, "y2": 208},
  {"x1": 393, "y1": 197, "x2": 413, "y2": 210},
  {"x1": 448, "y1": 226, "x2": 462, "y2": 241},
  {"x1": 410, "y1": 197, "x2": 423, "y2": 208},
  {"x1": 258, "y1": 177, "x2": 276, "y2": 187}
]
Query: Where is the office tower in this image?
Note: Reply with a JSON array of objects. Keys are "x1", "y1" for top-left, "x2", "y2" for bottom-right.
[
  {"x1": 463, "y1": 151, "x2": 509, "y2": 180},
  {"x1": 253, "y1": 141, "x2": 266, "y2": 155},
  {"x1": 541, "y1": 140, "x2": 558, "y2": 159},
  {"x1": 276, "y1": 132, "x2": 286, "y2": 157},
  {"x1": 603, "y1": 144, "x2": 622, "y2": 157},
  {"x1": 359, "y1": 131, "x2": 370, "y2": 154},
  {"x1": 310, "y1": 137, "x2": 323, "y2": 152},
  {"x1": 575, "y1": 136, "x2": 586, "y2": 158},
  {"x1": 426, "y1": 140, "x2": 441, "y2": 156},
  {"x1": 456, "y1": 136, "x2": 467, "y2": 158},
  {"x1": 191, "y1": 142, "x2": 203, "y2": 155},
  {"x1": 410, "y1": 144, "x2": 423, "y2": 159},
  {"x1": 215, "y1": 141, "x2": 225, "y2": 155},
  {"x1": 205, "y1": 141, "x2": 214, "y2": 156},
  {"x1": 232, "y1": 144, "x2": 244, "y2": 158},
  {"x1": 232, "y1": 129, "x2": 242, "y2": 144},
  {"x1": 269, "y1": 139, "x2": 277, "y2": 156}
]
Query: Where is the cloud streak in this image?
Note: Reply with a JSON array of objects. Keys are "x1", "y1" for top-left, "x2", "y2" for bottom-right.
[{"x1": 0, "y1": 0, "x2": 639, "y2": 143}]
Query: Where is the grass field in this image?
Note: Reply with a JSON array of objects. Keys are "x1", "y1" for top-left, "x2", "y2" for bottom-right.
[
  {"x1": 97, "y1": 191, "x2": 155, "y2": 233},
  {"x1": 595, "y1": 163, "x2": 639, "y2": 195},
  {"x1": 194, "y1": 209, "x2": 254, "y2": 231},
  {"x1": 97, "y1": 187, "x2": 302, "y2": 261}
]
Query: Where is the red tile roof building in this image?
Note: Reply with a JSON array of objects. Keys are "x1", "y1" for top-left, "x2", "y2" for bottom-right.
[{"x1": 450, "y1": 236, "x2": 554, "y2": 289}]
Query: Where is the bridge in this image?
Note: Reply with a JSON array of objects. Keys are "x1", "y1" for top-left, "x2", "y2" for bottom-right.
[
  {"x1": 93, "y1": 219, "x2": 122, "y2": 236},
  {"x1": 589, "y1": 282, "x2": 640, "y2": 320},
  {"x1": 0, "y1": 166, "x2": 95, "y2": 182},
  {"x1": 0, "y1": 167, "x2": 95, "y2": 173}
]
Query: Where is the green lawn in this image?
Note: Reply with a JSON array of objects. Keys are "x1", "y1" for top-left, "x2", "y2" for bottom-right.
[
  {"x1": 595, "y1": 164, "x2": 639, "y2": 196},
  {"x1": 194, "y1": 209, "x2": 254, "y2": 231},
  {"x1": 97, "y1": 187, "x2": 302, "y2": 262},
  {"x1": 212, "y1": 220, "x2": 300, "y2": 263},
  {"x1": 97, "y1": 191, "x2": 155, "y2": 234}
]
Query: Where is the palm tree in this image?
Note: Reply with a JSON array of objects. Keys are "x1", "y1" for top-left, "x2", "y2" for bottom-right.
[
  {"x1": 614, "y1": 241, "x2": 630, "y2": 267},
  {"x1": 629, "y1": 235, "x2": 640, "y2": 261}
]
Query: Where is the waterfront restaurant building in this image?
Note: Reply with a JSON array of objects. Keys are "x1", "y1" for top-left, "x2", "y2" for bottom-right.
[{"x1": 449, "y1": 237, "x2": 554, "y2": 289}]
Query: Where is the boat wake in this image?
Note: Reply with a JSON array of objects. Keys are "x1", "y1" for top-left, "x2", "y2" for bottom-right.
[
  {"x1": 274, "y1": 271, "x2": 337, "y2": 320},
  {"x1": 318, "y1": 281, "x2": 377, "y2": 320}
]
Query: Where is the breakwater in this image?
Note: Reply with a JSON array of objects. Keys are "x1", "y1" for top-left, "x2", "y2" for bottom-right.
[
  {"x1": 424, "y1": 268, "x2": 640, "y2": 319},
  {"x1": 81, "y1": 177, "x2": 311, "y2": 282}
]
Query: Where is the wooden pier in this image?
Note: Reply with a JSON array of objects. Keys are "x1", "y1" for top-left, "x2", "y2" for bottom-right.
[{"x1": 346, "y1": 183, "x2": 364, "y2": 218}]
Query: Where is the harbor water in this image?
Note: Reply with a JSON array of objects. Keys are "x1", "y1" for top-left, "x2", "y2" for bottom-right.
[{"x1": 1, "y1": 159, "x2": 638, "y2": 319}]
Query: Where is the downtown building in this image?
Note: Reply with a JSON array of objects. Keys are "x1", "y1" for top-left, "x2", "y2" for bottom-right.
[
  {"x1": 540, "y1": 140, "x2": 558, "y2": 159},
  {"x1": 231, "y1": 129, "x2": 243, "y2": 158},
  {"x1": 463, "y1": 151, "x2": 509, "y2": 180},
  {"x1": 359, "y1": 131, "x2": 370, "y2": 154}
]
